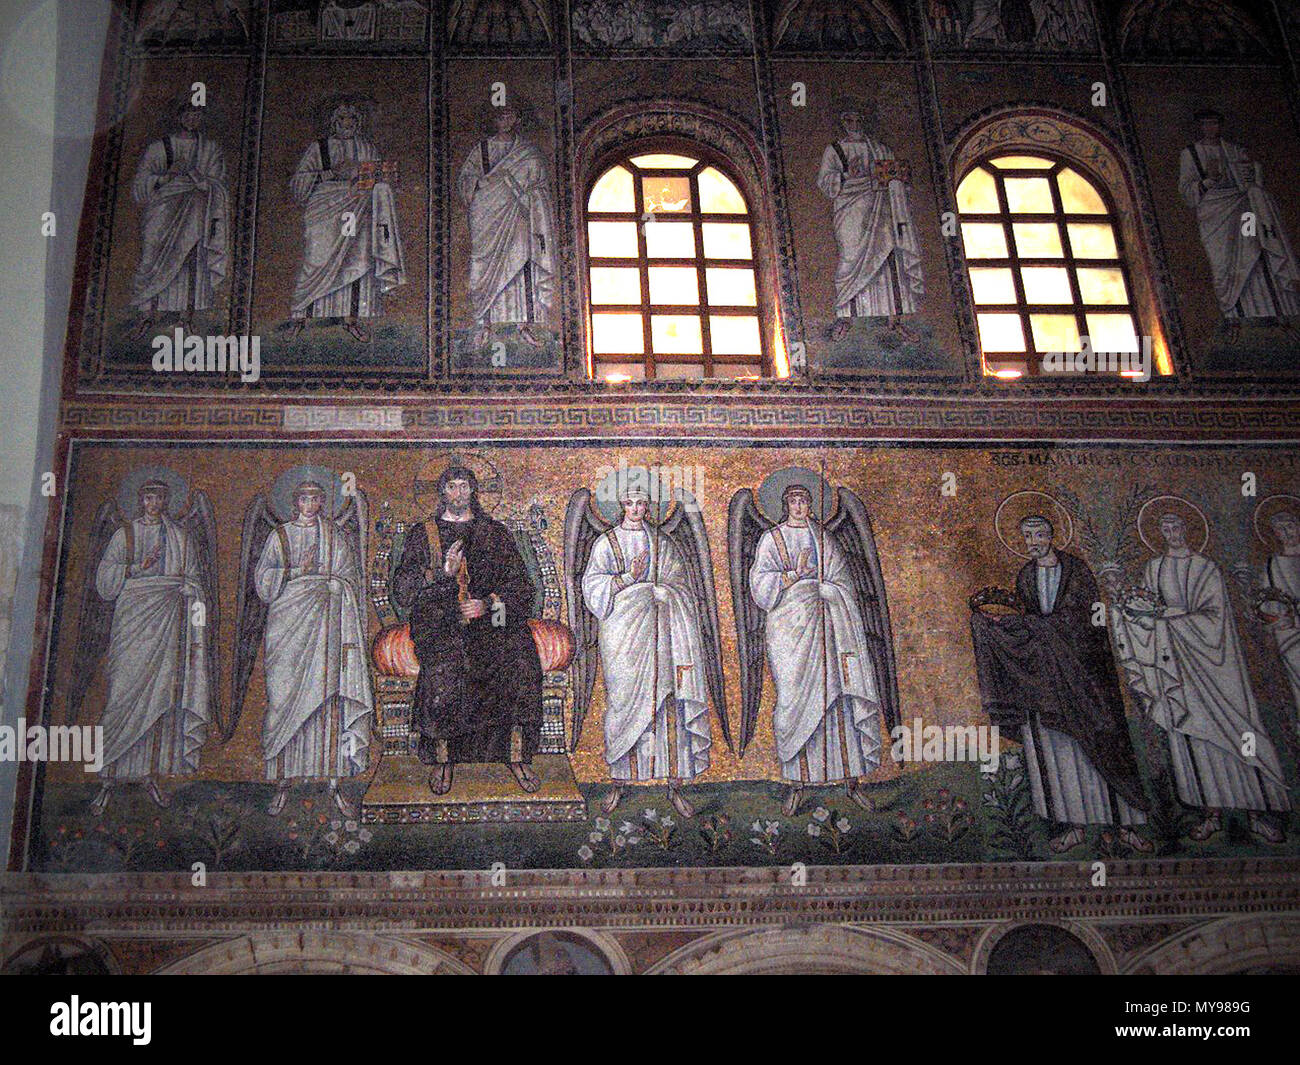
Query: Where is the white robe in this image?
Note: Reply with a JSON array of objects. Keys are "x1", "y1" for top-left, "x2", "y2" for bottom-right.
[
  {"x1": 1112, "y1": 553, "x2": 1290, "y2": 812},
  {"x1": 94, "y1": 517, "x2": 210, "y2": 777},
  {"x1": 1179, "y1": 139, "x2": 1300, "y2": 319},
  {"x1": 255, "y1": 517, "x2": 373, "y2": 779},
  {"x1": 749, "y1": 523, "x2": 883, "y2": 783},
  {"x1": 817, "y1": 136, "x2": 923, "y2": 319},
  {"x1": 1262, "y1": 553, "x2": 1300, "y2": 718},
  {"x1": 581, "y1": 526, "x2": 711, "y2": 781},
  {"x1": 130, "y1": 132, "x2": 229, "y2": 314},
  {"x1": 289, "y1": 134, "x2": 406, "y2": 319},
  {"x1": 458, "y1": 133, "x2": 557, "y2": 328}
]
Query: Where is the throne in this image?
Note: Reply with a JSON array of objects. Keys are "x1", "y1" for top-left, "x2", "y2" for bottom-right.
[{"x1": 360, "y1": 501, "x2": 586, "y2": 824}]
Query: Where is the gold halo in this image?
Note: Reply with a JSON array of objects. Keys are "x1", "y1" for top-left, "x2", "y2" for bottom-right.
[
  {"x1": 1254, "y1": 494, "x2": 1300, "y2": 548},
  {"x1": 413, "y1": 451, "x2": 503, "y2": 516},
  {"x1": 1137, "y1": 495, "x2": 1209, "y2": 555},
  {"x1": 994, "y1": 491, "x2": 1074, "y2": 558}
]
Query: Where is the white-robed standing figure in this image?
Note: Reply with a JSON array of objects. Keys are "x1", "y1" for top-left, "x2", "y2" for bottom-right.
[
  {"x1": 1112, "y1": 512, "x2": 1290, "y2": 844},
  {"x1": 458, "y1": 106, "x2": 557, "y2": 350},
  {"x1": 127, "y1": 102, "x2": 229, "y2": 340},
  {"x1": 1260, "y1": 508, "x2": 1300, "y2": 734},
  {"x1": 749, "y1": 484, "x2": 884, "y2": 816},
  {"x1": 1179, "y1": 110, "x2": 1300, "y2": 331},
  {"x1": 287, "y1": 102, "x2": 406, "y2": 343},
  {"x1": 817, "y1": 105, "x2": 923, "y2": 341},
  {"x1": 254, "y1": 482, "x2": 373, "y2": 817},
  {"x1": 581, "y1": 486, "x2": 712, "y2": 818},
  {"x1": 85, "y1": 481, "x2": 215, "y2": 814}
]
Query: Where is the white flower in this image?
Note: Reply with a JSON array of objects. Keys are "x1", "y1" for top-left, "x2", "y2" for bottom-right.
[
  {"x1": 589, "y1": 831, "x2": 604, "y2": 844},
  {"x1": 807, "y1": 823, "x2": 822, "y2": 837},
  {"x1": 619, "y1": 821, "x2": 635, "y2": 835},
  {"x1": 594, "y1": 816, "x2": 611, "y2": 831},
  {"x1": 330, "y1": 820, "x2": 342, "y2": 831},
  {"x1": 765, "y1": 821, "x2": 781, "y2": 834},
  {"x1": 627, "y1": 835, "x2": 642, "y2": 845},
  {"x1": 1003, "y1": 752, "x2": 1023, "y2": 771},
  {"x1": 836, "y1": 817, "x2": 851, "y2": 833},
  {"x1": 343, "y1": 839, "x2": 360, "y2": 854},
  {"x1": 751, "y1": 837, "x2": 763, "y2": 845},
  {"x1": 661, "y1": 816, "x2": 675, "y2": 829},
  {"x1": 578, "y1": 845, "x2": 594, "y2": 862},
  {"x1": 752, "y1": 820, "x2": 763, "y2": 832},
  {"x1": 323, "y1": 831, "x2": 339, "y2": 845},
  {"x1": 614, "y1": 835, "x2": 627, "y2": 848},
  {"x1": 357, "y1": 828, "x2": 372, "y2": 843},
  {"x1": 644, "y1": 808, "x2": 659, "y2": 821},
  {"x1": 344, "y1": 820, "x2": 359, "y2": 833},
  {"x1": 813, "y1": 807, "x2": 830, "y2": 822}
]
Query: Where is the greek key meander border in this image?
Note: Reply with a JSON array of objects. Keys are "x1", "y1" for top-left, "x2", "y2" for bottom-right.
[{"x1": 3, "y1": 858, "x2": 1298, "y2": 930}]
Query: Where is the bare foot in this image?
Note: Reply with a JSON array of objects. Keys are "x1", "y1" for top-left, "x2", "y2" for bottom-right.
[
  {"x1": 518, "y1": 324, "x2": 546, "y2": 348},
  {"x1": 331, "y1": 784, "x2": 357, "y2": 819},
  {"x1": 266, "y1": 782, "x2": 291, "y2": 817},
  {"x1": 509, "y1": 761, "x2": 540, "y2": 794},
  {"x1": 90, "y1": 784, "x2": 112, "y2": 816},
  {"x1": 667, "y1": 785, "x2": 695, "y2": 819},
  {"x1": 1248, "y1": 813, "x2": 1285, "y2": 845},
  {"x1": 782, "y1": 784, "x2": 803, "y2": 818},
  {"x1": 1049, "y1": 825, "x2": 1086, "y2": 853},
  {"x1": 1187, "y1": 812, "x2": 1221, "y2": 841},
  {"x1": 343, "y1": 318, "x2": 371, "y2": 343},
  {"x1": 286, "y1": 319, "x2": 306, "y2": 340},
  {"x1": 1119, "y1": 826, "x2": 1153, "y2": 853},
  {"x1": 845, "y1": 781, "x2": 874, "y2": 812},
  {"x1": 428, "y1": 764, "x2": 453, "y2": 796},
  {"x1": 127, "y1": 316, "x2": 156, "y2": 341},
  {"x1": 601, "y1": 786, "x2": 623, "y2": 815},
  {"x1": 827, "y1": 318, "x2": 851, "y2": 342},
  {"x1": 145, "y1": 780, "x2": 171, "y2": 809}
]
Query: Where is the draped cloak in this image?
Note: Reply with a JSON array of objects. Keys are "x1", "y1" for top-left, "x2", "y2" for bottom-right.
[
  {"x1": 392, "y1": 513, "x2": 543, "y2": 765},
  {"x1": 970, "y1": 552, "x2": 1148, "y2": 811}
]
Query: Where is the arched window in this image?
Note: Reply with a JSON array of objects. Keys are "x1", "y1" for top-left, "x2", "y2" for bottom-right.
[
  {"x1": 957, "y1": 154, "x2": 1144, "y2": 379},
  {"x1": 584, "y1": 151, "x2": 770, "y2": 381}
]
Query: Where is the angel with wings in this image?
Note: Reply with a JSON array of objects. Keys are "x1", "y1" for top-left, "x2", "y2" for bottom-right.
[
  {"x1": 70, "y1": 472, "x2": 220, "y2": 815},
  {"x1": 729, "y1": 470, "x2": 899, "y2": 817},
  {"x1": 233, "y1": 474, "x2": 373, "y2": 819},
  {"x1": 565, "y1": 469, "x2": 729, "y2": 819}
]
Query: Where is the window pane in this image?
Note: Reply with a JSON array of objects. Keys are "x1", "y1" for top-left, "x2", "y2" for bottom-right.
[
  {"x1": 969, "y1": 267, "x2": 1016, "y2": 304},
  {"x1": 588, "y1": 221, "x2": 639, "y2": 258},
  {"x1": 1077, "y1": 267, "x2": 1129, "y2": 304},
  {"x1": 978, "y1": 313, "x2": 1026, "y2": 352},
  {"x1": 1004, "y1": 177, "x2": 1054, "y2": 213},
  {"x1": 1085, "y1": 313, "x2": 1140, "y2": 352},
  {"x1": 595, "y1": 361, "x2": 646, "y2": 383},
  {"x1": 1013, "y1": 223, "x2": 1064, "y2": 258},
  {"x1": 702, "y1": 222, "x2": 752, "y2": 260},
  {"x1": 1067, "y1": 222, "x2": 1118, "y2": 259},
  {"x1": 710, "y1": 361, "x2": 764, "y2": 380},
  {"x1": 588, "y1": 166, "x2": 635, "y2": 213},
  {"x1": 698, "y1": 167, "x2": 747, "y2": 213},
  {"x1": 957, "y1": 167, "x2": 999, "y2": 213},
  {"x1": 589, "y1": 267, "x2": 642, "y2": 305},
  {"x1": 1020, "y1": 266, "x2": 1073, "y2": 304},
  {"x1": 655, "y1": 362, "x2": 706, "y2": 381},
  {"x1": 651, "y1": 315, "x2": 703, "y2": 354},
  {"x1": 961, "y1": 223, "x2": 1008, "y2": 259},
  {"x1": 648, "y1": 266, "x2": 699, "y2": 305},
  {"x1": 709, "y1": 315, "x2": 762, "y2": 355},
  {"x1": 643, "y1": 176, "x2": 692, "y2": 213},
  {"x1": 1056, "y1": 168, "x2": 1107, "y2": 214},
  {"x1": 989, "y1": 155, "x2": 1054, "y2": 169},
  {"x1": 630, "y1": 153, "x2": 697, "y2": 169},
  {"x1": 591, "y1": 313, "x2": 644, "y2": 354},
  {"x1": 705, "y1": 267, "x2": 757, "y2": 306},
  {"x1": 644, "y1": 221, "x2": 696, "y2": 258},
  {"x1": 1030, "y1": 314, "x2": 1082, "y2": 352}
]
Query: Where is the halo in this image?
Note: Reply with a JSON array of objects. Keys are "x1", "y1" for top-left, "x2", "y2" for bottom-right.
[
  {"x1": 1253, "y1": 494, "x2": 1300, "y2": 547},
  {"x1": 115, "y1": 465, "x2": 190, "y2": 519},
  {"x1": 1136, "y1": 494, "x2": 1209, "y2": 555},
  {"x1": 270, "y1": 464, "x2": 345, "y2": 523},
  {"x1": 993, "y1": 491, "x2": 1074, "y2": 558},
  {"x1": 756, "y1": 466, "x2": 835, "y2": 525},
  {"x1": 591, "y1": 464, "x2": 680, "y2": 525},
  {"x1": 413, "y1": 451, "x2": 503, "y2": 517}
]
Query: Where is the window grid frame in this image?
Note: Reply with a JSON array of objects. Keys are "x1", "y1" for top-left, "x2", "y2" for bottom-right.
[
  {"x1": 585, "y1": 151, "x2": 769, "y2": 381},
  {"x1": 959, "y1": 155, "x2": 1142, "y2": 378}
]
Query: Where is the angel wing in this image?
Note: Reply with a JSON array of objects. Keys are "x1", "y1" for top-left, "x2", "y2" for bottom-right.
[
  {"x1": 660, "y1": 497, "x2": 732, "y2": 752},
  {"x1": 563, "y1": 489, "x2": 606, "y2": 752},
  {"x1": 826, "y1": 486, "x2": 900, "y2": 732},
  {"x1": 229, "y1": 495, "x2": 277, "y2": 743},
  {"x1": 178, "y1": 490, "x2": 223, "y2": 737},
  {"x1": 67, "y1": 499, "x2": 126, "y2": 724},
  {"x1": 726, "y1": 489, "x2": 772, "y2": 756}
]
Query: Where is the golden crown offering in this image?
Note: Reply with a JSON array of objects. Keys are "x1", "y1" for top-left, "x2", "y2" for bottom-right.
[
  {"x1": 968, "y1": 586, "x2": 1022, "y2": 618},
  {"x1": 1252, "y1": 587, "x2": 1298, "y2": 626}
]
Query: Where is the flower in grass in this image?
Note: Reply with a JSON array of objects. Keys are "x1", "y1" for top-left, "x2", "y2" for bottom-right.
[
  {"x1": 594, "y1": 816, "x2": 611, "y2": 831},
  {"x1": 807, "y1": 823, "x2": 822, "y2": 837},
  {"x1": 836, "y1": 817, "x2": 850, "y2": 833},
  {"x1": 589, "y1": 831, "x2": 603, "y2": 844},
  {"x1": 578, "y1": 845, "x2": 594, "y2": 862},
  {"x1": 331, "y1": 820, "x2": 342, "y2": 831},
  {"x1": 345, "y1": 820, "x2": 359, "y2": 833},
  {"x1": 661, "y1": 816, "x2": 675, "y2": 829},
  {"x1": 614, "y1": 835, "x2": 627, "y2": 848},
  {"x1": 813, "y1": 807, "x2": 830, "y2": 823},
  {"x1": 343, "y1": 840, "x2": 361, "y2": 854},
  {"x1": 324, "y1": 831, "x2": 339, "y2": 845},
  {"x1": 358, "y1": 828, "x2": 372, "y2": 843},
  {"x1": 752, "y1": 820, "x2": 762, "y2": 832},
  {"x1": 644, "y1": 808, "x2": 659, "y2": 821}
]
